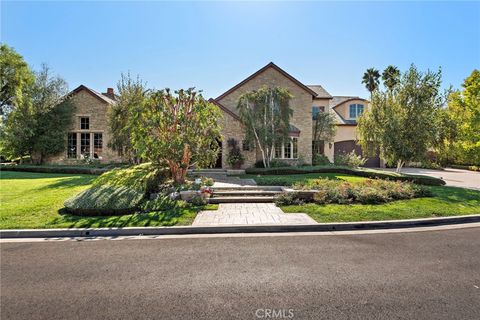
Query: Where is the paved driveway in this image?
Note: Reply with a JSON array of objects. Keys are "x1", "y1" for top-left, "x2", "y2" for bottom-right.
[{"x1": 380, "y1": 167, "x2": 480, "y2": 190}]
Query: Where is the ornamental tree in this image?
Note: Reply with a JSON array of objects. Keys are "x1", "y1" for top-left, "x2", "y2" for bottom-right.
[
  {"x1": 237, "y1": 86, "x2": 293, "y2": 168},
  {"x1": 358, "y1": 64, "x2": 444, "y2": 172},
  {"x1": 129, "y1": 88, "x2": 221, "y2": 184}
]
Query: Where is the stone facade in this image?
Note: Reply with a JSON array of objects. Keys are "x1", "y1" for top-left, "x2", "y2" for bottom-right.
[
  {"x1": 213, "y1": 63, "x2": 375, "y2": 168},
  {"x1": 45, "y1": 87, "x2": 123, "y2": 164},
  {"x1": 216, "y1": 66, "x2": 314, "y2": 168}
]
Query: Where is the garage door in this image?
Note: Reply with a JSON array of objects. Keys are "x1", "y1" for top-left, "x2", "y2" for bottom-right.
[{"x1": 334, "y1": 140, "x2": 380, "y2": 167}]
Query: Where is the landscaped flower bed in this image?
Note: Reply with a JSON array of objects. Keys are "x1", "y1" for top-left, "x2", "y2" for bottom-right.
[{"x1": 275, "y1": 178, "x2": 431, "y2": 206}]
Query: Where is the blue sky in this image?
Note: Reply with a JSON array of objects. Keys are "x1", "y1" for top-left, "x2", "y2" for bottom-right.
[{"x1": 2, "y1": 1, "x2": 479, "y2": 98}]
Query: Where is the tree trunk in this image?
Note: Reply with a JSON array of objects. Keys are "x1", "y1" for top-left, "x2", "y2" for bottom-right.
[{"x1": 396, "y1": 160, "x2": 404, "y2": 173}]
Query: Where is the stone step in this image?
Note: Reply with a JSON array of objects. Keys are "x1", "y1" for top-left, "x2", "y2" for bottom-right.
[{"x1": 208, "y1": 196, "x2": 276, "y2": 204}]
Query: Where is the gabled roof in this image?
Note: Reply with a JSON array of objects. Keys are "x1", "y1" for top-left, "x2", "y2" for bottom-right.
[
  {"x1": 330, "y1": 96, "x2": 367, "y2": 109},
  {"x1": 215, "y1": 62, "x2": 319, "y2": 101},
  {"x1": 209, "y1": 98, "x2": 241, "y2": 121},
  {"x1": 329, "y1": 96, "x2": 368, "y2": 126},
  {"x1": 306, "y1": 85, "x2": 332, "y2": 99},
  {"x1": 68, "y1": 85, "x2": 116, "y2": 105}
]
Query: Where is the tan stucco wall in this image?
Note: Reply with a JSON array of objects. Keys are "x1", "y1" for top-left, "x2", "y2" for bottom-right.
[
  {"x1": 45, "y1": 89, "x2": 123, "y2": 164},
  {"x1": 217, "y1": 67, "x2": 314, "y2": 166},
  {"x1": 325, "y1": 125, "x2": 358, "y2": 162},
  {"x1": 334, "y1": 98, "x2": 368, "y2": 120}
]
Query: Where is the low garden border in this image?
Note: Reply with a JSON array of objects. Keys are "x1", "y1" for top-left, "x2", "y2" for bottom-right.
[
  {"x1": 0, "y1": 164, "x2": 111, "y2": 175},
  {"x1": 245, "y1": 166, "x2": 446, "y2": 186}
]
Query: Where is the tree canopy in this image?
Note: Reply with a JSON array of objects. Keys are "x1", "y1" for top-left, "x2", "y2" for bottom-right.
[
  {"x1": 128, "y1": 88, "x2": 221, "y2": 183},
  {"x1": 442, "y1": 70, "x2": 480, "y2": 165},
  {"x1": 1, "y1": 64, "x2": 72, "y2": 163},
  {"x1": 0, "y1": 44, "x2": 35, "y2": 116},
  {"x1": 108, "y1": 73, "x2": 147, "y2": 164},
  {"x1": 358, "y1": 64, "x2": 444, "y2": 172},
  {"x1": 237, "y1": 86, "x2": 293, "y2": 168},
  {"x1": 362, "y1": 68, "x2": 380, "y2": 98}
]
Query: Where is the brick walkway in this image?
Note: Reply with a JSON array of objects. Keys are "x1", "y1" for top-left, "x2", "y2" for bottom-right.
[{"x1": 193, "y1": 203, "x2": 316, "y2": 226}]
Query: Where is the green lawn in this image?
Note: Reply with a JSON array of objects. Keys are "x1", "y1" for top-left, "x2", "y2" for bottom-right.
[
  {"x1": 0, "y1": 171, "x2": 215, "y2": 229},
  {"x1": 241, "y1": 172, "x2": 480, "y2": 222}
]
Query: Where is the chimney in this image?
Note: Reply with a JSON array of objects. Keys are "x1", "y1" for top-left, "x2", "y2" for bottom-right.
[{"x1": 103, "y1": 87, "x2": 115, "y2": 100}]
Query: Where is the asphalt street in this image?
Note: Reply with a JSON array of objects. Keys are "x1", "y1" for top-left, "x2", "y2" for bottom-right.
[{"x1": 1, "y1": 228, "x2": 480, "y2": 320}]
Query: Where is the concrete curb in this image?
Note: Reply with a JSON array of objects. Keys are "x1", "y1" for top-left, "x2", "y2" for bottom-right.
[{"x1": 1, "y1": 214, "x2": 480, "y2": 239}]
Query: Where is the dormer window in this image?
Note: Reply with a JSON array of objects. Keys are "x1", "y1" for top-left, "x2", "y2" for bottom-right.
[
  {"x1": 349, "y1": 104, "x2": 364, "y2": 119},
  {"x1": 312, "y1": 106, "x2": 325, "y2": 119}
]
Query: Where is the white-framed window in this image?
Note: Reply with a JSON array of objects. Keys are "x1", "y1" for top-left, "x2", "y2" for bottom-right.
[
  {"x1": 312, "y1": 106, "x2": 325, "y2": 120},
  {"x1": 274, "y1": 137, "x2": 298, "y2": 159},
  {"x1": 349, "y1": 104, "x2": 364, "y2": 119}
]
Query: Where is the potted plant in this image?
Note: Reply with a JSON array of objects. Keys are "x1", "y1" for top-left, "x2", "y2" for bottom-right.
[{"x1": 226, "y1": 138, "x2": 245, "y2": 169}]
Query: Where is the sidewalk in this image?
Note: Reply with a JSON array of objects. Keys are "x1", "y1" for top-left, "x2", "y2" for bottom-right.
[{"x1": 193, "y1": 203, "x2": 315, "y2": 226}]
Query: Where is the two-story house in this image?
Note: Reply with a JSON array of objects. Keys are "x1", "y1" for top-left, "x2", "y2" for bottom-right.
[
  {"x1": 47, "y1": 62, "x2": 379, "y2": 167},
  {"x1": 211, "y1": 62, "x2": 379, "y2": 168}
]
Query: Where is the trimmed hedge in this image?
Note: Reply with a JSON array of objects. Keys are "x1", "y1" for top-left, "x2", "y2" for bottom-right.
[
  {"x1": 245, "y1": 165, "x2": 446, "y2": 186},
  {"x1": 0, "y1": 164, "x2": 109, "y2": 175},
  {"x1": 64, "y1": 185, "x2": 145, "y2": 215},
  {"x1": 450, "y1": 164, "x2": 480, "y2": 172}
]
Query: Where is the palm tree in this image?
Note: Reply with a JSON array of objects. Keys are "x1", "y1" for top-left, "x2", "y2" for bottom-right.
[
  {"x1": 382, "y1": 65, "x2": 400, "y2": 91},
  {"x1": 362, "y1": 68, "x2": 381, "y2": 99}
]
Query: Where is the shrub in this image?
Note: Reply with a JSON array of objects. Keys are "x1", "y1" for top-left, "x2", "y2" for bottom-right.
[
  {"x1": 140, "y1": 195, "x2": 190, "y2": 212},
  {"x1": 274, "y1": 193, "x2": 305, "y2": 206},
  {"x1": 64, "y1": 185, "x2": 144, "y2": 215},
  {"x1": 298, "y1": 179, "x2": 352, "y2": 204},
  {"x1": 291, "y1": 178, "x2": 431, "y2": 205},
  {"x1": 226, "y1": 138, "x2": 245, "y2": 169},
  {"x1": 312, "y1": 154, "x2": 331, "y2": 166},
  {"x1": 450, "y1": 164, "x2": 480, "y2": 172},
  {"x1": 334, "y1": 151, "x2": 367, "y2": 167},
  {"x1": 93, "y1": 163, "x2": 168, "y2": 194},
  {"x1": 253, "y1": 159, "x2": 291, "y2": 168}
]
